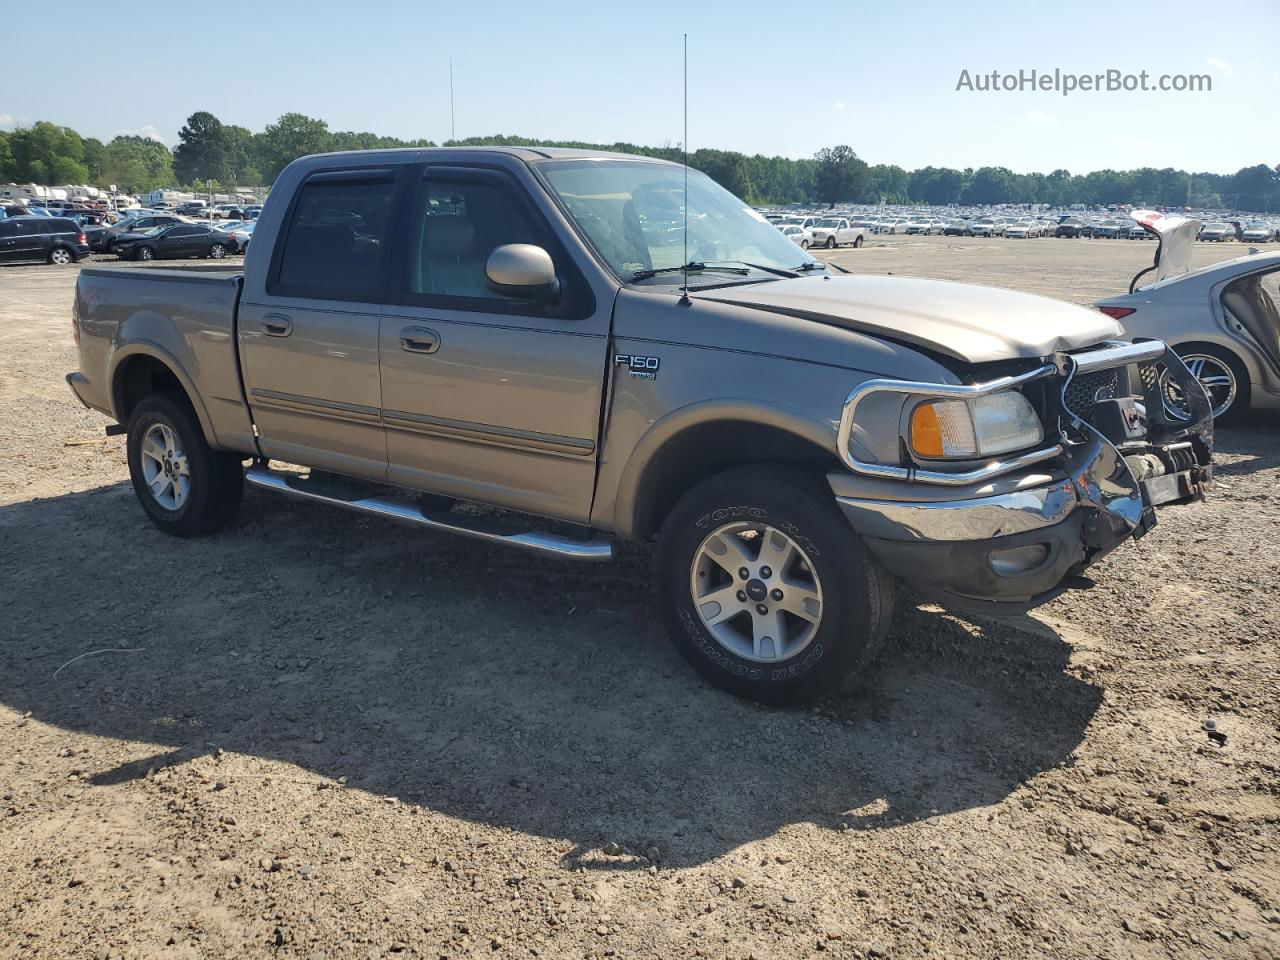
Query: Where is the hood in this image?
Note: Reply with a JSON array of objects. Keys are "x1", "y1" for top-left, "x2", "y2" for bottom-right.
[
  {"x1": 693, "y1": 274, "x2": 1120, "y2": 364},
  {"x1": 1130, "y1": 209, "x2": 1200, "y2": 287}
]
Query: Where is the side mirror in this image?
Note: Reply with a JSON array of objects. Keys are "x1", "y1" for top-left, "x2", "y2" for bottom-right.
[{"x1": 486, "y1": 244, "x2": 560, "y2": 303}]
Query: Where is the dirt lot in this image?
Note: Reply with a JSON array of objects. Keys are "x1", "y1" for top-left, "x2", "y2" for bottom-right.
[{"x1": 1, "y1": 236, "x2": 1276, "y2": 960}]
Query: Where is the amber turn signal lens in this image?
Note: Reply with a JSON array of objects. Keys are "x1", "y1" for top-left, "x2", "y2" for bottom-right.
[{"x1": 910, "y1": 403, "x2": 945, "y2": 458}]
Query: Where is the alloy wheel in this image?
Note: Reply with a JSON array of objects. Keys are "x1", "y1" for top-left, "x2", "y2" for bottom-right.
[
  {"x1": 689, "y1": 521, "x2": 823, "y2": 663},
  {"x1": 50, "y1": 248, "x2": 72, "y2": 265},
  {"x1": 1160, "y1": 353, "x2": 1237, "y2": 419},
  {"x1": 139, "y1": 423, "x2": 190, "y2": 510}
]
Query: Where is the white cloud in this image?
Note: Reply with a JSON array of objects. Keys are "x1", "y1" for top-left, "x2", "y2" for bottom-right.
[
  {"x1": 1026, "y1": 110, "x2": 1057, "y2": 130},
  {"x1": 1205, "y1": 57, "x2": 1234, "y2": 75},
  {"x1": 0, "y1": 112, "x2": 17, "y2": 131},
  {"x1": 112, "y1": 124, "x2": 170, "y2": 144},
  {"x1": 835, "y1": 101, "x2": 846, "y2": 112}
]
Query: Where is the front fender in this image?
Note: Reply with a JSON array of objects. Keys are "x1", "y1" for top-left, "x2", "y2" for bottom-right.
[{"x1": 608, "y1": 398, "x2": 835, "y2": 539}]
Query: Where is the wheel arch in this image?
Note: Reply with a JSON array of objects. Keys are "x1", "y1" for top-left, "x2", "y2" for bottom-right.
[
  {"x1": 110, "y1": 345, "x2": 219, "y2": 446},
  {"x1": 617, "y1": 404, "x2": 842, "y2": 542}
]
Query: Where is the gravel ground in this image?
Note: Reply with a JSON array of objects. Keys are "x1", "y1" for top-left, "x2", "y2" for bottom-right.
[{"x1": 1, "y1": 237, "x2": 1276, "y2": 960}]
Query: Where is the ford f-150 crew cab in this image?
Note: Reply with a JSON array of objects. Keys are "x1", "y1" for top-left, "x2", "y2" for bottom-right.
[{"x1": 67, "y1": 147, "x2": 1214, "y2": 705}]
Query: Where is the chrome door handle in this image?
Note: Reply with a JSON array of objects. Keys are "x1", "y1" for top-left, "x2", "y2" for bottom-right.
[
  {"x1": 262, "y1": 314, "x2": 293, "y2": 337},
  {"x1": 399, "y1": 326, "x2": 440, "y2": 354}
]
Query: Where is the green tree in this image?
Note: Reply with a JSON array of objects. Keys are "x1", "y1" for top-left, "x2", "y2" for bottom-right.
[
  {"x1": 255, "y1": 113, "x2": 333, "y2": 182},
  {"x1": 174, "y1": 111, "x2": 230, "y2": 184},
  {"x1": 100, "y1": 136, "x2": 175, "y2": 194},
  {"x1": 7, "y1": 122, "x2": 89, "y2": 183},
  {"x1": 813, "y1": 145, "x2": 867, "y2": 206},
  {"x1": 961, "y1": 167, "x2": 1013, "y2": 204},
  {"x1": 0, "y1": 131, "x2": 12, "y2": 180}
]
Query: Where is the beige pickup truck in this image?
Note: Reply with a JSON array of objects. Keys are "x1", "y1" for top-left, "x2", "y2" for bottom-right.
[{"x1": 67, "y1": 147, "x2": 1214, "y2": 704}]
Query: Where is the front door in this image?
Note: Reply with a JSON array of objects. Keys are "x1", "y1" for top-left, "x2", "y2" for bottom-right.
[
  {"x1": 238, "y1": 167, "x2": 401, "y2": 481},
  {"x1": 377, "y1": 165, "x2": 611, "y2": 523}
]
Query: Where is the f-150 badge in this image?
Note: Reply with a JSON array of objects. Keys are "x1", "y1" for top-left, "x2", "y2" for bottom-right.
[{"x1": 615, "y1": 354, "x2": 660, "y2": 380}]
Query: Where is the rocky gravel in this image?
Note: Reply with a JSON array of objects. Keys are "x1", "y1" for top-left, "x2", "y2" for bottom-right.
[{"x1": 0, "y1": 236, "x2": 1276, "y2": 959}]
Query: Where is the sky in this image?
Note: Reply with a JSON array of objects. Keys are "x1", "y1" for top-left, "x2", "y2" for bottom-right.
[{"x1": 3, "y1": 0, "x2": 1277, "y2": 175}]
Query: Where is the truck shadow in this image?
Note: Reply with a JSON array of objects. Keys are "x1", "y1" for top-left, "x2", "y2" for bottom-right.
[{"x1": 0, "y1": 483, "x2": 1102, "y2": 869}]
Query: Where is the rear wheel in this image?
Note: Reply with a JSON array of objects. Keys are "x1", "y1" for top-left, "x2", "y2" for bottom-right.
[
  {"x1": 1160, "y1": 345, "x2": 1250, "y2": 421},
  {"x1": 126, "y1": 393, "x2": 244, "y2": 537},
  {"x1": 208, "y1": 243, "x2": 227, "y2": 259},
  {"x1": 656, "y1": 466, "x2": 895, "y2": 705},
  {"x1": 48, "y1": 246, "x2": 73, "y2": 265},
  {"x1": 852, "y1": 235, "x2": 864, "y2": 248}
]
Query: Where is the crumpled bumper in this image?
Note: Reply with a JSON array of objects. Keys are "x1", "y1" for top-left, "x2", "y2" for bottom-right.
[{"x1": 832, "y1": 340, "x2": 1214, "y2": 613}]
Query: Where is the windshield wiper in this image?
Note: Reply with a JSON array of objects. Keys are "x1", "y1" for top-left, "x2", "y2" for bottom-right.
[
  {"x1": 792, "y1": 261, "x2": 827, "y2": 273},
  {"x1": 699, "y1": 259, "x2": 802, "y2": 279},
  {"x1": 630, "y1": 262, "x2": 750, "y2": 281}
]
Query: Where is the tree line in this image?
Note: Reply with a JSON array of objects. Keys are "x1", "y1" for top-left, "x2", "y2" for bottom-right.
[{"x1": 2, "y1": 111, "x2": 1277, "y2": 212}]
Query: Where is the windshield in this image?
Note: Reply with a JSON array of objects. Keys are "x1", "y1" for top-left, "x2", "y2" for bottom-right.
[
  {"x1": 817, "y1": 218, "x2": 841, "y2": 227},
  {"x1": 538, "y1": 159, "x2": 817, "y2": 281}
]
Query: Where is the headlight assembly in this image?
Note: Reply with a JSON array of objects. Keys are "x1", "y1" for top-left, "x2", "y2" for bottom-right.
[{"x1": 908, "y1": 391, "x2": 1043, "y2": 459}]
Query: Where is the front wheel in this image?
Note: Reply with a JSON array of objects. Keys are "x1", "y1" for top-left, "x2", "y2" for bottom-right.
[
  {"x1": 136, "y1": 245, "x2": 154, "y2": 262},
  {"x1": 825, "y1": 236, "x2": 836, "y2": 249},
  {"x1": 799, "y1": 239, "x2": 809, "y2": 250},
  {"x1": 126, "y1": 394, "x2": 244, "y2": 537},
  {"x1": 656, "y1": 466, "x2": 896, "y2": 705}
]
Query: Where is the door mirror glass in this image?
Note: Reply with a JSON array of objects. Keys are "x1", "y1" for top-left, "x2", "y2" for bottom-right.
[{"x1": 485, "y1": 244, "x2": 559, "y2": 302}]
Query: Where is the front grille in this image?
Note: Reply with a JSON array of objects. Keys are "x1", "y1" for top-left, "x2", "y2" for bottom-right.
[{"x1": 1063, "y1": 368, "x2": 1121, "y2": 413}]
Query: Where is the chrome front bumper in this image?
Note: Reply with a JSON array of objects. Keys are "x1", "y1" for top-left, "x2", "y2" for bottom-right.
[
  {"x1": 831, "y1": 339, "x2": 1214, "y2": 610},
  {"x1": 836, "y1": 479, "x2": 1078, "y2": 543}
]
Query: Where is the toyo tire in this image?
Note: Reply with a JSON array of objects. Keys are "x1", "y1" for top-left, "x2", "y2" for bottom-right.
[
  {"x1": 656, "y1": 465, "x2": 895, "y2": 706},
  {"x1": 126, "y1": 393, "x2": 244, "y2": 538}
]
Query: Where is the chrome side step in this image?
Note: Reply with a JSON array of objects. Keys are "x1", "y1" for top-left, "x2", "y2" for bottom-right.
[{"x1": 244, "y1": 465, "x2": 614, "y2": 561}]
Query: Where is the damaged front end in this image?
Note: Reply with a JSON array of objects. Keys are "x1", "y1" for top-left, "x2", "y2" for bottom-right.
[
  {"x1": 1054, "y1": 339, "x2": 1213, "y2": 554},
  {"x1": 831, "y1": 338, "x2": 1214, "y2": 613}
]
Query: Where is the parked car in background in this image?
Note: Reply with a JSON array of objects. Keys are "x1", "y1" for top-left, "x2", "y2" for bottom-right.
[
  {"x1": 905, "y1": 217, "x2": 943, "y2": 235},
  {"x1": 1004, "y1": 220, "x2": 1040, "y2": 239},
  {"x1": 1199, "y1": 222, "x2": 1234, "y2": 242},
  {"x1": 1097, "y1": 212, "x2": 1280, "y2": 420},
  {"x1": 1055, "y1": 218, "x2": 1091, "y2": 238},
  {"x1": 1241, "y1": 222, "x2": 1275, "y2": 244},
  {"x1": 809, "y1": 217, "x2": 865, "y2": 248},
  {"x1": 778, "y1": 224, "x2": 812, "y2": 249},
  {"x1": 212, "y1": 204, "x2": 245, "y2": 220},
  {"x1": 86, "y1": 213, "x2": 186, "y2": 253},
  {"x1": 176, "y1": 201, "x2": 209, "y2": 217},
  {"x1": 1092, "y1": 220, "x2": 1124, "y2": 239},
  {"x1": 114, "y1": 223, "x2": 236, "y2": 261},
  {"x1": 0, "y1": 216, "x2": 90, "y2": 264},
  {"x1": 243, "y1": 205, "x2": 264, "y2": 220},
  {"x1": 225, "y1": 220, "x2": 257, "y2": 252},
  {"x1": 969, "y1": 218, "x2": 1002, "y2": 237},
  {"x1": 942, "y1": 219, "x2": 973, "y2": 236},
  {"x1": 1127, "y1": 223, "x2": 1152, "y2": 239}
]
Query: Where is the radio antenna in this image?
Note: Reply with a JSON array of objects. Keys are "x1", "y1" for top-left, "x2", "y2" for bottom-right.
[
  {"x1": 680, "y1": 33, "x2": 690, "y2": 305},
  {"x1": 449, "y1": 58, "x2": 456, "y2": 143}
]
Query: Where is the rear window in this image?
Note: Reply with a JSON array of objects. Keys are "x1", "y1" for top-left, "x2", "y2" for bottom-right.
[{"x1": 272, "y1": 172, "x2": 396, "y2": 300}]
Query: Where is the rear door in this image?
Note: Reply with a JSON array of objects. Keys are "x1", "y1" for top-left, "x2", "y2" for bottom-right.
[
  {"x1": 0, "y1": 221, "x2": 18, "y2": 262},
  {"x1": 13, "y1": 221, "x2": 46, "y2": 261},
  {"x1": 237, "y1": 166, "x2": 401, "y2": 481},
  {"x1": 377, "y1": 164, "x2": 610, "y2": 522}
]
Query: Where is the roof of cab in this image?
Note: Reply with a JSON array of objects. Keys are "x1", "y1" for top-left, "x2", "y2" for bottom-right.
[{"x1": 294, "y1": 145, "x2": 679, "y2": 166}]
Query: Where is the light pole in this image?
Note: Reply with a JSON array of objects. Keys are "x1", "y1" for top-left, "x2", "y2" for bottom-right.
[{"x1": 207, "y1": 179, "x2": 214, "y2": 225}]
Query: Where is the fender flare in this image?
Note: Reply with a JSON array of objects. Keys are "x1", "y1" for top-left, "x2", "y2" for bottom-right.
[
  {"x1": 108, "y1": 340, "x2": 220, "y2": 447},
  {"x1": 611, "y1": 398, "x2": 837, "y2": 539}
]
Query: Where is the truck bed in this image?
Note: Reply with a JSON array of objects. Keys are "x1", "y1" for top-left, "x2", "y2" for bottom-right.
[{"x1": 71, "y1": 265, "x2": 256, "y2": 455}]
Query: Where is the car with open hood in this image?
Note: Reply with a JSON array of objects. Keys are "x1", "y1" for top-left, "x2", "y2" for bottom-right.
[
  {"x1": 67, "y1": 148, "x2": 1214, "y2": 706},
  {"x1": 1096, "y1": 210, "x2": 1280, "y2": 421}
]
